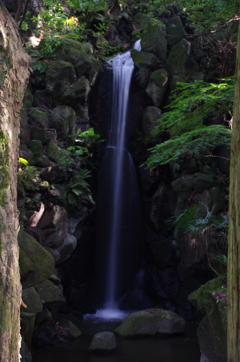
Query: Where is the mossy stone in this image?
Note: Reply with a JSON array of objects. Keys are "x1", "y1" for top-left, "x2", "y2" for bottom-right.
[
  {"x1": 46, "y1": 139, "x2": 60, "y2": 163},
  {"x1": 141, "y1": 24, "x2": 167, "y2": 62},
  {"x1": 27, "y1": 140, "x2": 44, "y2": 157},
  {"x1": 18, "y1": 231, "x2": 55, "y2": 288},
  {"x1": 166, "y1": 16, "x2": 187, "y2": 48},
  {"x1": 166, "y1": 38, "x2": 199, "y2": 79},
  {"x1": 146, "y1": 69, "x2": 168, "y2": 107},
  {"x1": 50, "y1": 105, "x2": 76, "y2": 139},
  {"x1": 28, "y1": 108, "x2": 49, "y2": 143},
  {"x1": 46, "y1": 60, "x2": 77, "y2": 99}
]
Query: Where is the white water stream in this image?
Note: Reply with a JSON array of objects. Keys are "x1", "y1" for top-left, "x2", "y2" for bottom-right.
[{"x1": 96, "y1": 40, "x2": 141, "y2": 318}]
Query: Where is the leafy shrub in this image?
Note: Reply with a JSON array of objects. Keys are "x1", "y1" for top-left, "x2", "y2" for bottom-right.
[{"x1": 145, "y1": 78, "x2": 233, "y2": 170}]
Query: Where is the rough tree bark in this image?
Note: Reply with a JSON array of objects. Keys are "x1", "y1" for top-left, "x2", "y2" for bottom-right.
[
  {"x1": 227, "y1": 22, "x2": 240, "y2": 362},
  {"x1": 0, "y1": 2, "x2": 30, "y2": 361}
]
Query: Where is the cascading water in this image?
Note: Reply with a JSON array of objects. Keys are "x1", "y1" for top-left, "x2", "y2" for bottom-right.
[{"x1": 94, "y1": 40, "x2": 143, "y2": 318}]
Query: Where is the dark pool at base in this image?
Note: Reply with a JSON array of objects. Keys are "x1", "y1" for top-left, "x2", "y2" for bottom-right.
[{"x1": 32, "y1": 318, "x2": 201, "y2": 362}]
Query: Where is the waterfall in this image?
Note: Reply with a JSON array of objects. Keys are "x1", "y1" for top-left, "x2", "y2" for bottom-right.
[{"x1": 95, "y1": 40, "x2": 143, "y2": 317}]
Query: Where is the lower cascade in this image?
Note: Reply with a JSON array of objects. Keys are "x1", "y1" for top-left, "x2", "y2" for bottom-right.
[{"x1": 94, "y1": 40, "x2": 143, "y2": 316}]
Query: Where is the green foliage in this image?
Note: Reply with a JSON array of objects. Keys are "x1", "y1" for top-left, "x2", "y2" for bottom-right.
[
  {"x1": 68, "y1": 127, "x2": 104, "y2": 157},
  {"x1": 170, "y1": 203, "x2": 199, "y2": 239},
  {"x1": 145, "y1": 78, "x2": 233, "y2": 170},
  {"x1": 18, "y1": 164, "x2": 41, "y2": 191}
]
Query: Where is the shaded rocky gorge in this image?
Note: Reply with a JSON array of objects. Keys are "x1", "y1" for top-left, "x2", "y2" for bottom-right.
[{"x1": 16, "y1": 3, "x2": 233, "y2": 362}]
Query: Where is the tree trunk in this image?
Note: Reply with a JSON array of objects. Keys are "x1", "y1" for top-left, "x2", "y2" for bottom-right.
[
  {"x1": 0, "y1": 2, "x2": 30, "y2": 362},
  {"x1": 227, "y1": 22, "x2": 240, "y2": 362}
]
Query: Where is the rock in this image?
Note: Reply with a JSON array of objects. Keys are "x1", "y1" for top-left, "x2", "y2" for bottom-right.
[
  {"x1": 21, "y1": 312, "x2": 36, "y2": 347},
  {"x1": 50, "y1": 105, "x2": 76, "y2": 139},
  {"x1": 20, "y1": 338, "x2": 33, "y2": 362},
  {"x1": 23, "y1": 87, "x2": 33, "y2": 109},
  {"x1": 114, "y1": 309, "x2": 186, "y2": 336},
  {"x1": 141, "y1": 106, "x2": 161, "y2": 138},
  {"x1": 131, "y1": 50, "x2": 158, "y2": 69},
  {"x1": 34, "y1": 155, "x2": 50, "y2": 167},
  {"x1": 166, "y1": 38, "x2": 199, "y2": 79},
  {"x1": 200, "y1": 351, "x2": 211, "y2": 362},
  {"x1": 35, "y1": 279, "x2": 66, "y2": 313},
  {"x1": 146, "y1": 69, "x2": 168, "y2": 107},
  {"x1": 18, "y1": 231, "x2": 55, "y2": 289},
  {"x1": 46, "y1": 139, "x2": 60, "y2": 163},
  {"x1": 89, "y1": 332, "x2": 116, "y2": 354},
  {"x1": 65, "y1": 320, "x2": 81, "y2": 339},
  {"x1": 46, "y1": 60, "x2": 77, "y2": 100},
  {"x1": 28, "y1": 108, "x2": 49, "y2": 143},
  {"x1": 60, "y1": 76, "x2": 90, "y2": 105},
  {"x1": 27, "y1": 140, "x2": 44, "y2": 157},
  {"x1": 193, "y1": 173, "x2": 214, "y2": 193},
  {"x1": 133, "y1": 13, "x2": 149, "y2": 30},
  {"x1": 34, "y1": 89, "x2": 52, "y2": 108},
  {"x1": 40, "y1": 166, "x2": 69, "y2": 183},
  {"x1": 56, "y1": 233, "x2": 77, "y2": 265},
  {"x1": 22, "y1": 287, "x2": 43, "y2": 314},
  {"x1": 189, "y1": 278, "x2": 227, "y2": 362},
  {"x1": 150, "y1": 182, "x2": 177, "y2": 234},
  {"x1": 141, "y1": 24, "x2": 167, "y2": 63},
  {"x1": 132, "y1": 50, "x2": 158, "y2": 87},
  {"x1": 19, "y1": 144, "x2": 34, "y2": 163},
  {"x1": 166, "y1": 16, "x2": 187, "y2": 48},
  {"x1": 75, "y1": 105, "x2": 89, "y2": 124},
  {"x1": 37, "y1": 205, "x2": 68, "y2": 249},
  {"x1": 20, "y1": 109, "x2": 31, "y2": 144}
]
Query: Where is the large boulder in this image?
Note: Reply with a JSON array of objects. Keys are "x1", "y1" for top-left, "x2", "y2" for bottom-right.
[
  {"x1": 141, "y1": 106, "x2": 161, "y2": 138},
  {"x1": 166, "y1": 16, "x2": 187, "y2": 48},
  {"x1": 141, "y1": 24, "x2": 167, "y2": 63},
  {"x1": 36, "y1": 205, "x2": 68, "y2": 249},
  {"x1": 89, "y1": 332, "x2": 116, "y2": 354},
  {"x1": 28, "y1": 108, "x2": 49, "y2": 143},
  {"x1": 60, "y1": 76, "x2": 90, "y2": 105},
  {"x1": 146, "y1": 69, "x2": 168, "y2": 107},
  {"x1": 22, "y1": 287, "x2": 43, "y2": 314},
  {"x1": 132, "y1": 50, "x2": 158, "y2": 87},
  {"x1": 114, "y1": 309, "x2": 186, "y2": 336},
  {"x1": 50, "y1": 105, "x2": 76, "y2": 139},
  {"x1": 189, "y1": 278, "x2": 227, "y2": 362},
  {"x1": 19, "y1": 231, "x2": 55, "y2": 289},
  {"x1": 166, "y1": 38, "x2": 199, "y2": 79},
  {"x1": 35, "y1": 279, "x2": 66, "y2": 313},
  {"x1": 46, "y1": 60, "x2": 77, "y2": 100}
]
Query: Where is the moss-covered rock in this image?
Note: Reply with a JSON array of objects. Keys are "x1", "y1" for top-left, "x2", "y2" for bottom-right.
[
  {"x1": 133, "y1": 13, "x2": 149, "y2": 30},
  {"x1": 50, "y1": 105, "x2": 76, "y2": 139},
  {"x1": 141, "y1": 106, "x2": 161, "y2": 138},
  {"x1": 188, "y1": 278, "x2": 227, "y2": 362},
  {"x1": 166, "y1": 38, "x2": 199, "y2": 79},
  {"x1": 115, "y1": 309, "x2": 185, "y2": 336},
  {"x1": 22, "y1": 287, "x2": 43, "y2": 314},
  {"x1": 23, "y1": 87, "x2": 33, "y2": 109},
  {"x1": 18, "y1": 231, "x2": 55, "y2": 288},
  {"x1": 28, "y1": 108, "x2": 49, "y2": 143},
  {"x1": 60, "y1": 76, "x2": 90, "y2": 105},
  {"x1": 46, "y1": 60, "x2": 77, "y2": 100},
  {"x1": 19, "y1": 144, "x2": 34, "y2": 163},
  {"x1": 27, "y1": 140, "x2": 44, "y2": 157},
  {"x1": 35, "y1": 279, "x2": 66, "y2": 313},
  {"x1": 146, "y1": 69, "x2": 168, "y2": 107},
  {"x1": 89, "y1": 332, "x2": 116, "y2": 354},
  {"x1": 166, "y1": 16, "x2": 187, "y2": 48},
  {"x1": 46, "y1": 139, "x2": 60, "y2": 163},
  {"x1": 141, "y1": 24, "x2": 167, "y2": 63}
]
